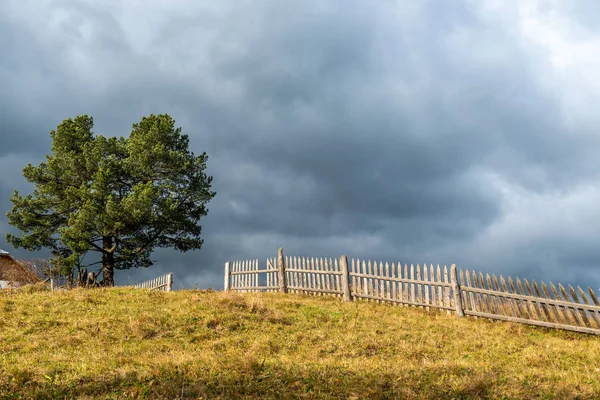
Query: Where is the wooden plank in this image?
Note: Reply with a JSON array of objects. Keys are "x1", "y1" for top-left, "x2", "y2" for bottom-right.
[
  {"x1": 476, "y1": 272, "x2": 489, "y2": 314},
  {"x1": 319, "y1": 258, "x2": 326, "y2": 296},
  {"x1": 231, "y1": 285, "x2": 270, "y2": 291},
  {"x1": 558, "y1": 284, "x2": 582, "y2": 326},
  {"x1": 239, "y1": 260, "x2": 244, "y2": 292},
  {"x1": 485, "y1": 274, "x2": 499, "y2": 315},
  {"x1": 380, "y1": 261, "x2": 386, "y2": 301},
  {"x1": 313, "y1": 257, "x2": 318, "y2": 295},
  {"x1": 296, "y1": 257, "x2": 301, "y2": 293},
  {"x1": 570, "y1": 285, "x2": 592, "y2": 328},
  {"x1": 515, "y1": 278, "x2": 533, "y2": 319},
  {"x1": 436, "y1": 265, "x2": 443, "y2": 311},
  {"x1": 235, "y1": 263, "x2": 240, "y2": 291},
  {"x1": 351, "y1": 258, "x2": 357, "y2": 296},
  {"x1": 391, "y1": 263, "x2": 398, "y2": 301},
  {"x1": 310, "y1": 257, "x2": 316, "y2": 294},
  {"x1": 385, "y1": 262, "x2": 390, "y2": 301},
  {"x1": 430, "y1": 264, "x2": 437, "y2": 309},
  {"x1": 286, "y1": 257, "x2": 292, "y2": 294},
  {"x1": 376, "y1": 261, "x2": 383, "y2": 302},
  {"x1": 508, "y1": 277, "x2": 526, "y2": 318},
  {"x1": 352, "y1": 292, "x2": 454, "y2": 310},
  {"x1": 243, "y1": 260, "x2": 248, "y2": 292},
  {"x1": 287, "y1": 285, "x2": 342, "y2": 295},
  {"x1": 288, "y1": 257, "x2": 294, "y2": 294},
  {"x1": 459, "y1": 269, "x2": 466, "y2": 311},
  {"x1": 424, "y1": 264, "x2": 430, "y2": 311},
  {"x1": 588, "y1": 287, "x2": 600, "y2": 328},
  {"x1": 548, "y1": 282, "x2": 567, "y2": 324},
  {"x1": 327, "y1": 258, "x2": 333, "y2": 294},
  {"x1": 531, "y1": 279, "x2": 552, "y2": 322},
  {"x1": 588, "y1": 287, "x2": 600, "y2": 306},
  {"x1": 333, "y1": 258, "x2": 340, "y2": 294},
  {"x1": 410, "y1": 264, "x2": 416, "y2": 307},
  {"x1": 314, "y1": 257, "x2": 320, "y2": 295},
  {"x1": 499, "y1": 275, "x2": 518, "y2": 318},
  {"x1": 471, "y1": 270, "x2": 484, "y2": 315},
  {"x1": 464, "y1": 310, "x2": 600, "y2": 336},
  {"x1": 444, "y1": 265, "x2": 454, "y2": 315},
  {"x1": 322, "y1": 257, "x2": 329, "y2": 296},
  {"x1": 365, "y1": 260, "x2": 372, "y2": 299},
  {"x1": 541, "y1": 281, "x2": 564, "y2": 324},
  {"x1": 450, "y1": 265, "x2": 464, "y2": 317},
  {"x1": 416, "y1": 264, "x2": 422, "y2": 308},
  {"x1": 403, "y1": 264, "x2": 408, "y2": 306},
  {"x1": 360, "y1": 259, "x2": 367, "y2": 299},
  {"x1": 489, "y1": 274, "x2": 507, "y2": 316},
  {"x1": 266, "y1": 259, "x2": 270, "y2": 291},
  {"x1": 523, "y1": 279, "x2": 544, "y2": 321},
  {"x1": 578, "y1": 287, "x2": 600, "y2": 329},
  {"x1": 372, "y1": 260, "x2": 379, "y2": 302},
  {"x1": 245, "y1": 260, "x2": 250, "y2": 292},
  {"x1": 230, "y1": 268, "x2": 275, "y2": 275},
  {"x1": 348, "y1": 272, "x2": 453, "y2": 287},
  {"x1": 301, "y1": 257, "x2": 307, "y2": 294}
]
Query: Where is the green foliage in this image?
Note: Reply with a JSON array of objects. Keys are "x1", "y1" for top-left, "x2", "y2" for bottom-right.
[{"x1": 6, "y1": 114, "x2": 216, "y2": 283}]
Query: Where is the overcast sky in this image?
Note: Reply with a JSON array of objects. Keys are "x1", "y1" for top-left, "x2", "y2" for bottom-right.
[{"x1": 2, "y1": 0, "x2": 600, "y2": 290}]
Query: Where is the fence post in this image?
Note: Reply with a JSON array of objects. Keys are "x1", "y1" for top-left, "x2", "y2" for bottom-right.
[
  {"x1": 224, "y1": 261, "x2": 231, "y2": 291},
  {"x1": 277, "y1": 248, "x2": 288, "y2": 294},
  {"x1": 450, "y1": 264, "x2": 464, "y2": 317},
  {"x1": 340, "y1": 255, "x2": 352, "y2": 301},
  {"x1": 167, "y1": 272, "x2": 173, "y2": 292}
]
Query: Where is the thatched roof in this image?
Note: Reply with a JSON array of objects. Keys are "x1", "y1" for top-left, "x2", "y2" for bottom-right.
[{"x1": 0, "y1": 251, "x2": 41, "y2": 284}]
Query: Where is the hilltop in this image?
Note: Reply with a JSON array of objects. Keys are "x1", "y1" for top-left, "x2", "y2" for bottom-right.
[{"x1": 1, "y1": 287, "x2": 599, "y2": 399}]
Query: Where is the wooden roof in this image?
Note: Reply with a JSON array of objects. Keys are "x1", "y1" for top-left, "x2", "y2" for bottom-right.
[{"x1": 0, "y1": 253, "x2": 41, "y2": 284}]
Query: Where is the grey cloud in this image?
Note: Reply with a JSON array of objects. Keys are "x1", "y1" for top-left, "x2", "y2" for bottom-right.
[{"x1": 1, "y1": 0, "x2": 599, "y2": 292}]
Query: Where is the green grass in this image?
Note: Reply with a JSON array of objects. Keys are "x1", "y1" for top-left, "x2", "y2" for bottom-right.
[{"x1": 1, "y1": 286, "x2": 600, "y2": 399}]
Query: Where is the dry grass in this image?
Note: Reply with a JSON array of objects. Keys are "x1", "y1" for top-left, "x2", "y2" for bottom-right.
[{"x1": 1, "y1": 287, "x2": 599, "y2": 399}]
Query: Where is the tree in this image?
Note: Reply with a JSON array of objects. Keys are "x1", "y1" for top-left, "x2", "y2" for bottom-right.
[{"x1": 6, "y1": 114, "x2": 216, "y2": 286}]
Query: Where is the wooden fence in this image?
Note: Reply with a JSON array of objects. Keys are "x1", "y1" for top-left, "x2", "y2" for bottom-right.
[
  {"x1": 132, "y1": 272, "x2": 173, "y2": 292},
  {"x1": 225, "y1": 248, "x2": 600, "y2": 335}
]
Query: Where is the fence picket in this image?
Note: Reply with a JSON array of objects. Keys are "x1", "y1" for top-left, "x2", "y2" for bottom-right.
[
  {"x1": 557, "y1": 284, "x2": 580, "y2": 326},
  {"x1": 531, "y1": 280, "x2": 552, "y2": 322},
  {"x1": 351, "y1": 258, "x2": 357, "y2": 296},
  {"x1": 444, "y1": 266, "x2": 450, "y2": 315},
  {"x1": 436, "y1": 266, "x2": 443, "y2": 311},
  {"x1": 569, "y1": 285, "x2": 592, "y2": 328},
  {"x1": 485, "y1": 274, "x2": 499, "y2": 315},
  {"x1": 431, "y1": 264, "x2": 437, "y2": 310},
  {"x1": 384, "y1": 262, "x2": 390, "y2": 301},
  {"x1": 577, "y1": 287, "x2": 600, "y2": 329},
  {"x1": 424, "y1": 264, "x2": 430, "y2": 311},
  {"x1": 490, "y1": 275, "x2": 507, "y2": 316},
  {"x1": 410, "y1": 264, "x2": 415, "y2": 307},
  {"x1": 499, "y1": 275, "x2": 518, "y2": 318},
  {"x1": 416, "y1": 264, "x2": 422, "y2": 309}
]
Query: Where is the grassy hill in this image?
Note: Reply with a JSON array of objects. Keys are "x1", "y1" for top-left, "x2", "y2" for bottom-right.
[{"x1": 1, "y1": 286, "x2": 599, "y2": 399}]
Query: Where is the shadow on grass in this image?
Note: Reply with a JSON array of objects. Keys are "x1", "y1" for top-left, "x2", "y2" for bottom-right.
[{"x1": 0, "y1": 362, "x2": 591, "y2": 400}]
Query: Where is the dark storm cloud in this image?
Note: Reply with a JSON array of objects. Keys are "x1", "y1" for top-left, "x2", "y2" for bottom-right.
[{"x1": 1, "y1": 0, "x2": 600, "y2": 290}]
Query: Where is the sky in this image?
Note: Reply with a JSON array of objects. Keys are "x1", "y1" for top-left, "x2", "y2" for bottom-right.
[{"x1": 1, "y1": 0, "x2": 600, "y2": 290}]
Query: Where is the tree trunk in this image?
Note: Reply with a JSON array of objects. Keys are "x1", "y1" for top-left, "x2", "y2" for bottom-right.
[
  {"x1": 78, "y1": 267, "x2": 87, "y2": 287},
  {"x1": 101, "y1": 236, "x2": 115, "y2": 287},
  {"x1": 67, "y1": 270, "x2": 74, "y2": 289}
]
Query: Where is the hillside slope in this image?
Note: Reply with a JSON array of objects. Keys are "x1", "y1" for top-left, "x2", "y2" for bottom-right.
[{"x1": 1, "y1": 287, "x2": 599, "y2": 399}]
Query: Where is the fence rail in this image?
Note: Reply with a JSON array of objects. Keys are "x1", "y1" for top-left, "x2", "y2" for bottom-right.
[
  {"x1": 225, "y1": 248, "x2": 600, "y2": 335},
  {"x1": 132, "y1": 272, "x2": 173, "y2": 292}
]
